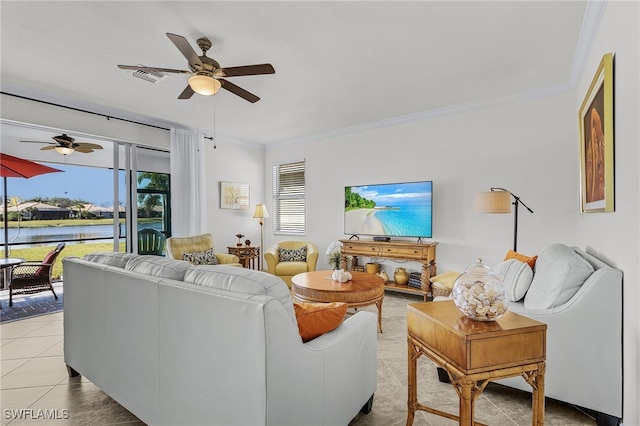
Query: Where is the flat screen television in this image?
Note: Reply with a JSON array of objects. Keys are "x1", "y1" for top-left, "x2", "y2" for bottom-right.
[{"x1": 344, "y1": 180, "x2": 433, "y2": 239}]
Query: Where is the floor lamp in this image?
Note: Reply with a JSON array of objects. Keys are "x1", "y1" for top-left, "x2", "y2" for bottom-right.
[
  {"x1": 474, "y1": 187, "x2": 533, "y2": 252},
  {"x1": 253, "y1": 204, "x2": 269, "y2": 269}
]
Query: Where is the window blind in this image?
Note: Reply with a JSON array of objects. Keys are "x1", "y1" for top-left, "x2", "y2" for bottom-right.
[{"x1": 272, "y1": 161, "x2": 306, "y2": 234}]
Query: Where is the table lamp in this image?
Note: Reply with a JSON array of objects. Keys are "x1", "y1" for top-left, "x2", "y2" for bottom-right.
[{"x1": 474, "y1": 187, "x2": 533, "y2": 252}]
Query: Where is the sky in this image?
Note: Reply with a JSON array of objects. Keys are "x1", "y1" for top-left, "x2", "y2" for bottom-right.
[
  {"x1": 351, "y1": 181, "x2": 433, "y2": 207},
  {"x1": 4, "y1": 163, "x2": 125, "y2": 206}
]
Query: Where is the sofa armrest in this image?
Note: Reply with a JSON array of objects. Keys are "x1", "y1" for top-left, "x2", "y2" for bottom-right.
[
  {"x1": 215, "y1": 253, "x2": 240, "y2": 265},
  {"x1": 264, "y1": 245, "x2": 280, "y2": 273},
  {"x1": 266, "y1": 310, "x2": 377, "y2": 425},
  {"x1": 305, "y1": 243, "x2": 319, "y2": 271},
  {"x1": 502, "y1": 266, "x2": 623, "y2": 417}
]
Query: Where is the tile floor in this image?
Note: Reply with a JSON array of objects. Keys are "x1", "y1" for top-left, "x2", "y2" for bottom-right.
[{"x1": 1, "y1": 292, "x2": 595, "y2": 425}]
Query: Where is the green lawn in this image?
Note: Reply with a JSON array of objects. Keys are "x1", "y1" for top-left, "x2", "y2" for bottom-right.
[{"x1": 8, "y1": 242, "x2": 126, "y2": 279}]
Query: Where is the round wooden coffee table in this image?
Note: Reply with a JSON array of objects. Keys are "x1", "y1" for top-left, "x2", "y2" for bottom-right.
[{"x1": 291, "y1": 270, "x2": 385, "y2": 332}]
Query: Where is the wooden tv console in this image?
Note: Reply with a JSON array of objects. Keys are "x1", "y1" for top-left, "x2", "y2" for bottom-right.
[{"x1": 339, "y1": 239, "x2": 437, "y2": 301}]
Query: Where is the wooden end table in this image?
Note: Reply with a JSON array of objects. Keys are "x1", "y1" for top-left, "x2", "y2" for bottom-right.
[
  {"x1": 406, "y1": 300, "x2": 547, "y2": 426},
  {"x1": 291, "y1": 270, "x2": 385, "y2": 332},
  {"x1": 227, "y1": 246, "x2": 260, "y2": 270}
]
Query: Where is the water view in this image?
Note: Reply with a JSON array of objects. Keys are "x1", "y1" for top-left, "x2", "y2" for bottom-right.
[{"x1": 2, "y1": 222, "x2": 163, "y2": 248}]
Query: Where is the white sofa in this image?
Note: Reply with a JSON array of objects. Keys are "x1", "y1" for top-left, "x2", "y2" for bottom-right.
[
  {"x1": 63, "y1": 253, "x2": 377, "y2": 426},
  {"x1": 436, "y1": 244, "x2": 623, "y2": 424}
]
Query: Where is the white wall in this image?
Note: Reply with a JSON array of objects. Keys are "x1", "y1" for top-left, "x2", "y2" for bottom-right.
[
  {"x1": 575, "y1": 2, "x2": 639, "y2": 424},
  {"x1": 265, "y1": 89, "x2": 577, "y2": 275},
  {"x1": 264, "y1": 4, "x2": 639, "y2": 419},
  {"x1": 203, "y1": 139, "x2": 267, "y2": 253}
]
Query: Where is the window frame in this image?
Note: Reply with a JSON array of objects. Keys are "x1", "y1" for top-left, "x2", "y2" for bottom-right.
[{"x1": 272, "y1": 160, "x2": 306, "y2": 235}]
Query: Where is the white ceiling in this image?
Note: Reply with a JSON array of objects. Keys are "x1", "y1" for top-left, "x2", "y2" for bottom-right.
[{"x1": 1, "y1": 1, "x2": 591, "y2": 147}]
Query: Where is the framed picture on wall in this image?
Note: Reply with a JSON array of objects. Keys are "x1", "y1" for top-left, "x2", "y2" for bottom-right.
[
  {"x1": 579, "y1": 52, "x2": 615, "y2": 213},
  {"x1": 220, "y1": 181, "x2": 250, "y2": 210}
]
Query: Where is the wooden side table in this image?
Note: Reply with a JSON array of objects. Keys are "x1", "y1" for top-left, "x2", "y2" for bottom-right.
[
  {"x1": 406, "y1": 300, "x2": 547, "y2": 426},
  {"x1": 227, "y1": 246, "x2": 260, "y2": 270}
]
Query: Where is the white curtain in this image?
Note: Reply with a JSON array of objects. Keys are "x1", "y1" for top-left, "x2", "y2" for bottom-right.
[{"x1": 170, "y1": 128, "x2": 206, "y2": 236}]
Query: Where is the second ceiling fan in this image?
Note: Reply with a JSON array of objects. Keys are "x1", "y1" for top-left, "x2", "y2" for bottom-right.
[{"x1": 118, "y1": 33, "x2": 275, "y2": 103}]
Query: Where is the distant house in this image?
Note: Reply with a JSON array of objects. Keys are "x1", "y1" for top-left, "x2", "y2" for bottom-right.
[
  {"x1": 8, "y1": 202, "x2": 71, "y2": 220},
  {"x1": 75, "y1": 203, "x2": 125, "y2": 219}
]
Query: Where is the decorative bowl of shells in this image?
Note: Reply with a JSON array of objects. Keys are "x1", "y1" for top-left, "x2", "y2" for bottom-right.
[{"x1": 451, "y1": 258, "x2": 508, "y2": 321}]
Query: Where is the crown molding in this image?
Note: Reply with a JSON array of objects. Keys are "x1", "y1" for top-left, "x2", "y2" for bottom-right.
[
  {"x1": 568, "y1": 0, "x2": 607, "y2": 87},
  {"x1": 267, "y1": 81, "x2": 572, "y2": 150}
]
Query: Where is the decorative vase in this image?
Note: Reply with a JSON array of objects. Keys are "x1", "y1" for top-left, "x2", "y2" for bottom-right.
[
  {"x1": 366, "y1": 262, "x2": 380, "y2": 274},
  {"x1": 245, "y1": 239, "x2": 251, "y2": 246},
  {"x1": 377, "y1": 270, "x2": 389, "y2": 283},
  {"x1": 452, "y1": 258, "x2": 508, "y2": 321},
  {"x1": 394, "y1": 267, "x2": 410, "y2": 285}
]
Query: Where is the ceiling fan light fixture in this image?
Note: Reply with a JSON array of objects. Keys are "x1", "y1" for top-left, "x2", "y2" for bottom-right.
[
  {"x1": 188, "y1": 73, "x2": 221, "y2": 96},
  {"x1": 54, "y1": 146, "x2": 75, "y2": 155}
]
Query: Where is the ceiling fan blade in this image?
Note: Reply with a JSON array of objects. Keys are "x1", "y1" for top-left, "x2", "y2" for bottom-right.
[
  {"x1": 40, "y1": 146, "x2": 56, "y2": 151},
  {"x1": 166, "y1": 33, "x2": 203, "y2": 68},
  {"x1": 118, "y1": 65, "x2": 189, "y2": 74},
  {"x1": 77, "y1": 143, "x2": 103, "y2": 150},
  {"x1": 74, "y1": 146, "x2": 94, "y2": 153},
  {"x1": 220, "y1": 79, "x2": 260, "y2": 103},
  {"x1": 220, "y1": 64, "x2": 275, "y2": 77},
  {"x1": 178, "y1": 85, "x2": 195, "y2": 100}
]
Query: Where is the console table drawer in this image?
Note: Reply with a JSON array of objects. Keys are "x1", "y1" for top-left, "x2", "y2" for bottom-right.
[
  {"x1": 342, "y1": 243, "x2": 380, "y2": 256},
  {"x1": 381, "y1": 246, "x2": 425, "y2": 259}
]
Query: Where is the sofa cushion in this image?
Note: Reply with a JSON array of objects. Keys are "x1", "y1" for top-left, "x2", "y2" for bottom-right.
[
  {"x1": 279, "y1": 246, "x2": 307, "y2": 262},
  {"x1": 183, "y1": 248, "x2": 220, "y2": 265},
  {"x1": 504, "y1": 249, "x2": 538, "y2": 270},
  {"x1": 83, "y1": 252, "x2": 139, "y2": 268},
  {"x1": 183, "y1": 266, "x2": 297, "y2": 326},
  {"x1": 293, "y1": 302, "x2": 348, "y2": 342},
  {"x1": 275, "y1": 261, "x2": 309, "y2": 276},
  {"x1": 494, "y1": 259, "x2": 533, "y2": 302},
  {"x1": 524, "y1": 244, "x2": 594, "y2": 309},
  {"x1": 125, "y1": 255, "x2": 191, "y2": 281}
]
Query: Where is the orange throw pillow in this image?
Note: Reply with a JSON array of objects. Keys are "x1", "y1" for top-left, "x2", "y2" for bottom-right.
[
  {"x1": 293, "y1": 302, "x2": 348, "y2": 342},
  {"x1": 504, "y1": 249, "x2": 538, "y2": 270}
]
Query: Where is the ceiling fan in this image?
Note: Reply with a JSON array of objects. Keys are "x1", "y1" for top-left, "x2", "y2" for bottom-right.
[
  {"x1": 21, "y1": 134, "x2": 103, "y2": 155},
  {"x1": 118, "y1": 33, "x2": 275, "y2": 103}
]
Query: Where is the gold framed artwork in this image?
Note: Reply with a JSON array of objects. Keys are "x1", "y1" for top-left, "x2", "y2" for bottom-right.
[
  {"x1": 579, "y1": 52, "x2": 614, "y2": 213},
  {"x1": 220, "y1": 181, "x2": 249, "y2": 210}
]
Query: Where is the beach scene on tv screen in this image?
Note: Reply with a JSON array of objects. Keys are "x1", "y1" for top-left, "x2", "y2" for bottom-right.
[{"x1": 344, "y1": 181, "x2": 432, "y2": 237}]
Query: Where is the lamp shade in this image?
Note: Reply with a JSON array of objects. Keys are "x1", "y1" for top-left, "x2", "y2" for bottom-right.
[
  {"x1": 474, "y1": 190, "x2": 511, "y2": 214},
  {"x1": 54, "y1": 146, "x2": 75, "y2": 155},
  {"x1": 253, "y1": 204, "x2": 270, "y2": 219},
  {"x1": 188, "y1": 74, "x2": 222, "y2": 96}
]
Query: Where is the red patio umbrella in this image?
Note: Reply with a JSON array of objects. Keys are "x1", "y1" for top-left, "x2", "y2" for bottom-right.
[{"x1": 1, "y1": 153, "x2": 63, "y2": 258}]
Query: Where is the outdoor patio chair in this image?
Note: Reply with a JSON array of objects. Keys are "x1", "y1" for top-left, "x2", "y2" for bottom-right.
[
  {"x1": 9, "y1": 242, "x2": 65, "y2": 307},
  {"x1": 138, "y1": 228, "x2": 166, "y2": 255}
]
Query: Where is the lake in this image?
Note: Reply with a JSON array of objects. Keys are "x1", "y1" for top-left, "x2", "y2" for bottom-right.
[{"x1": 1, "y1": 223, "x2": 164, "y2": 248}]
